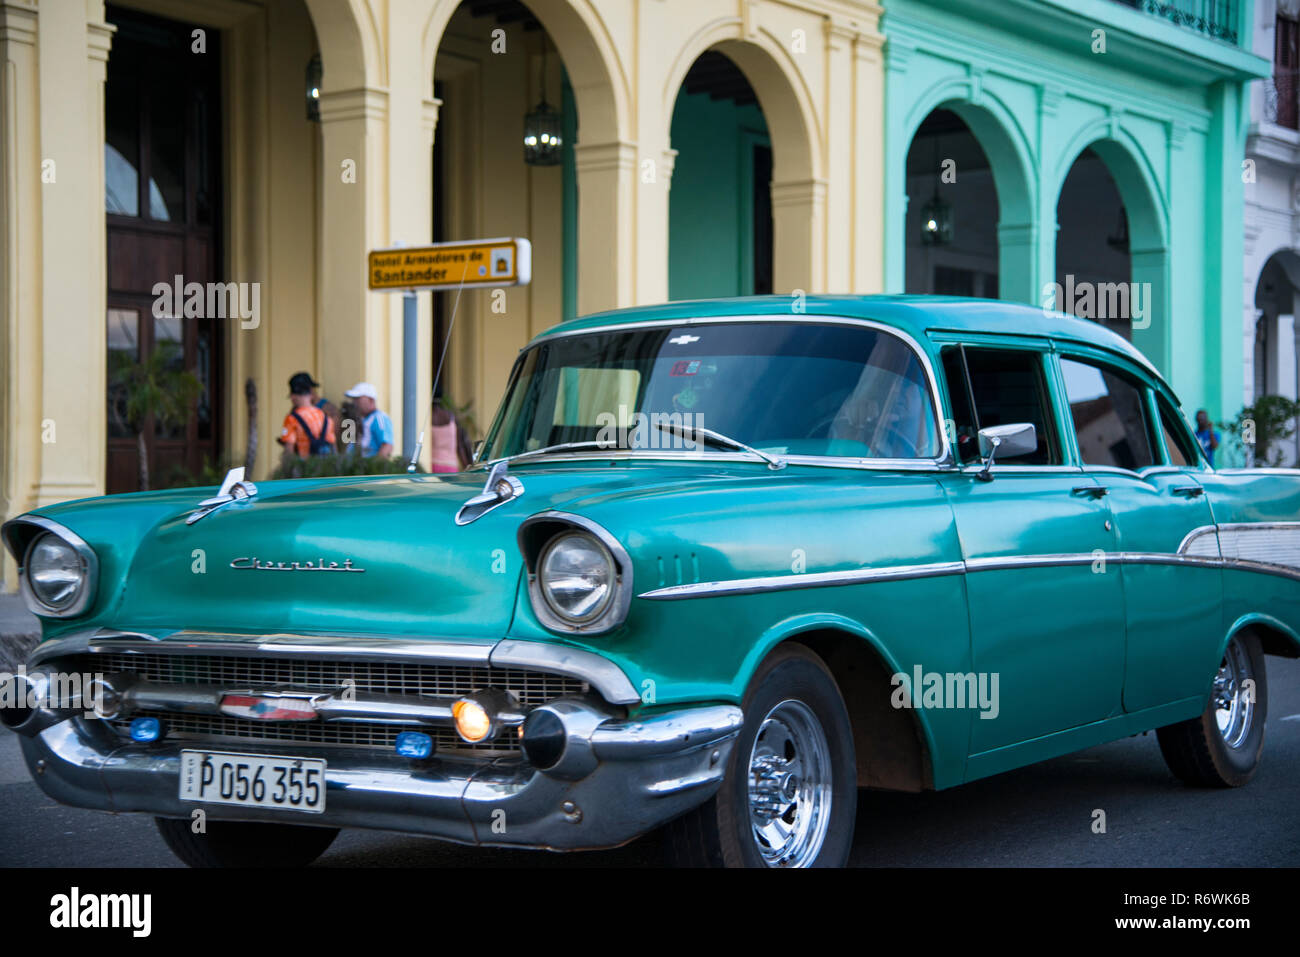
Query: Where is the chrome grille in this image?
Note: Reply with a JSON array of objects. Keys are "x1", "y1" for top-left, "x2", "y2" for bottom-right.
[
  {"x1": 72, "y1": 652, "x2": 586, "y2": 708},
  {"x1": 72, "y1": 650, "x2": 588, "y2": 754},
  {"x1": 106, "y1": 710, "x2": 521, "y2": 754}
]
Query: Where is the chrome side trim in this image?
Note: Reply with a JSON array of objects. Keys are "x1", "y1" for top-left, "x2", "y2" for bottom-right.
[
  {"x1": 491, "y1": 638, "x2": 640, "y2": 705},
  {"x1": 635, "y1": 551, "x2": 1242, "y2": 601},
  {"x1": 637, "y1": 561, "x2": 966, "y2": 600}
]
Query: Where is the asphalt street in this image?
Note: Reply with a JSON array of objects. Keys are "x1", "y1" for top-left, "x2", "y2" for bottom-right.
[{"x1": 1, "y1": 656, "x2": 1296, "y2": 867}]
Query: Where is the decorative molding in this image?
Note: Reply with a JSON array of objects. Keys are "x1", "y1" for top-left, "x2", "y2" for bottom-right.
[
  {"x1": 317, "y1": 87, "x2": 389, "y2": 124},
  {"x1": 573, "y1": 140, "x2": 637, "y2": 174},
  {"x1": 770, "y1": 178, "x2": 829, "y2": 209},
  {"x1": 86, "y1": 19, "x2": 114, "y2": 63},
  {"x1": 0, "y1": 1, "x2": 37, "y2": 46},
  {"x1": 1040, "y1": 83, "x2": 1064, "y2": 117}
]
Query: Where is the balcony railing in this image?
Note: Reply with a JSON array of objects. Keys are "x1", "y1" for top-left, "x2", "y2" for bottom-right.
[
  {"x1": 1109, "y1": 0, "x2": 1239, "y2": 44},
  {"x1": 1264, "y1": 70, "x2": 1300, "y2": 130}
]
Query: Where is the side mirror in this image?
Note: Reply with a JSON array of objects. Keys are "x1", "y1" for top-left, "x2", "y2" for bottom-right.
[{"x1": 976, "y1": 423, "x2": 1037, "y2": 481}]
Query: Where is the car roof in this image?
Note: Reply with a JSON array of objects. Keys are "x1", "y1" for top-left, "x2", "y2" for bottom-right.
[{"x1": 541, "y1": 293, "x2": 1165, "y2": 387}]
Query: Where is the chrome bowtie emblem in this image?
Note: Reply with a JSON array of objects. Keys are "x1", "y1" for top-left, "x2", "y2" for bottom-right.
[{"x1": 669, "y1": 334, "x2": 700, "y2": 345}]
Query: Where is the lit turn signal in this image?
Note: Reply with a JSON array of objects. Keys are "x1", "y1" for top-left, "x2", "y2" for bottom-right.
[{"x1": 452, "y1": 698, "x2": 493, "y2": 743}]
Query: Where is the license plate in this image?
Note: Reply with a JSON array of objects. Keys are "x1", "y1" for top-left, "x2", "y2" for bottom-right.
[{"x1": 179, "y1": 750, "x2": 326, "y2": 813}]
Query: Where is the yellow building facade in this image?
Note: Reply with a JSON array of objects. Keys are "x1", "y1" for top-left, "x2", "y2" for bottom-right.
[{"x1": 0, "y1": 0, "x2": 886, "y2": 589}]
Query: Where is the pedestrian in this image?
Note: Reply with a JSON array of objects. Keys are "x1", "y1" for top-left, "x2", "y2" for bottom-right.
[
  {"x1": 429, "y1": 401, "x2": 474, "y2": 473},
  {"x1": 344, "y1": 382, "x2": 394, "y2": 458},
  {"x1": 278, "y1": 372, "x2": 335, "y2": 459},
  {"x1": 1195, "y1": 409, "x2": 1220, "y2": 466}
]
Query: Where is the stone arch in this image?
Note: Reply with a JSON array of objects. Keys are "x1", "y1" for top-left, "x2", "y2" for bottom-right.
[
  {"x1": 421, "y1": 0, "x2": 629, "y2": 146},
  {"x1": 891, "y1": 77, "x2": 1037, "y2": 302},
  {"x1": 1054, "y1": 127, "x2": 1170, "y2": 365},
  {"x1": 422, "y1": 0, "x2": 633, "y2": 313},
  {"x1": 663, "y1": 19, "x2": 823, "y2": 293},
  {"x1": 303, "y1": 0, "x2": 383, "y2": 90},
  {"x1": 903, "y1": 79, "x2": 1036, "y2": 227}
]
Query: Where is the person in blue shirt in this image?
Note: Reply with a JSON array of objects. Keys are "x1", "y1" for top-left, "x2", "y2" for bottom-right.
[
  {"x1": 1195, "y1": 409, "x2": 1220, "y2": 467},
  {"x1": 344, "y1": 382, "x2": 394, "y2": 458}
]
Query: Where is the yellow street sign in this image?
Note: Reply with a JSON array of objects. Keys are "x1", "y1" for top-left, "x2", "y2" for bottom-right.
[{"x1": 368, "y1": 238, "x2": 532, "y2": 291}]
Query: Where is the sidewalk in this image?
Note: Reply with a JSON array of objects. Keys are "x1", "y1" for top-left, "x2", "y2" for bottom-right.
[{"x1": 0, "y1": 594, "x2": 39, "y2": 672}]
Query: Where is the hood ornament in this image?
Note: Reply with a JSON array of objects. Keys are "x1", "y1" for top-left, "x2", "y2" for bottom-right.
[
  {"x1": 187, "y1": 467, "x2": 258, "y2": 526},
  {"x1": 455, "y1": 460, "x2": 523, "y2": 526}
]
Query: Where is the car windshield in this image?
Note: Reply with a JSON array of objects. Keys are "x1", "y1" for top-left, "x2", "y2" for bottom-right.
[{"x1": 481, "y1": 320, "x2": 943, "y2": 462}]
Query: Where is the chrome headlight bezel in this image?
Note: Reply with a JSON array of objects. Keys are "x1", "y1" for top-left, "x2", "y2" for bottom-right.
[
  {"x1": 538, "y1": 532, "x2": 616, "y2": 624},
  {"x1": 518, "y1": 512, "x2": 632, "y2": 635},
  {"x1": 4, "y1": 517, "x2": 97, "y2": 618}
]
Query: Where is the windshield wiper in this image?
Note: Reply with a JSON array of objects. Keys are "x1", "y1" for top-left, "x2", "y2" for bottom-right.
[
  {"x1": 491, "y1": 440, "x2": 617, "y2": 465},
  {"x1": 652, "y1": 421, "x2": 787, "y2": 470}
]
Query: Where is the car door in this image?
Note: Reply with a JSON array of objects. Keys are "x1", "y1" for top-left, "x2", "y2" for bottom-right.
[
  {"x1": 1053, "y1": 350, "x2": 1221, "y2": 714},
  {"x1": 936, "y1": 340, "x2": 1125, "y2": 756}
]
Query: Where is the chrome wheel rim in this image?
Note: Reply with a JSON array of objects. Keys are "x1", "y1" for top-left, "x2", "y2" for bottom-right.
[
  {"x1": 1213, "y1": 638, "x2": 1255, "y2": 750},
  {"x1": 747, "y1": 699, "x2": 832, "y2": 867}
]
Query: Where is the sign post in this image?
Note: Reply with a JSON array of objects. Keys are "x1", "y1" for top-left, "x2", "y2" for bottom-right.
[{"x1": 368, "y1": 238, "x2": 532, "y2": 467}]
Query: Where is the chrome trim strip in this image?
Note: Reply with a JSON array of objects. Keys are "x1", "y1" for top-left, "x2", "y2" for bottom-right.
[
  {"x1": 511, "y1": 314, "x2": 954, "y2": 468},
  {"x1": 490, "y1": 638, "x2": 640, "y2": 705},
  {"x1": 638, "y1": 561, "x2": 966, "y2": 600},
  {"x1": 1, "y1": 515, "x2": 99, "y2": 618},
  {"x1": 636, "y1": 551, "x2": 1239, "y2": 601},
  {"x1": 31, "y1": 630, "x2": 496, "y2": 670}
]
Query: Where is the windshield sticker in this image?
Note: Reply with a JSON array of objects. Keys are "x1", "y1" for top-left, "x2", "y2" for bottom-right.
[{"x1": 671, "y1": 360, "x2": 701, "y2": 376}]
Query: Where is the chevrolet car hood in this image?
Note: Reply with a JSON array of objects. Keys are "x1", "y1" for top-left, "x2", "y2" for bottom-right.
[{"x1": 31, "y1": 461, "x2": 871, "y2": 640}]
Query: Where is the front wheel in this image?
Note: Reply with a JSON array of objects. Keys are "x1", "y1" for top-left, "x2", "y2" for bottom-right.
[
  {"x1": 156, "y1": 817, "x2": 339, "y2": 867},
  {"x1": 1156, "y1": 632, "x2": 1267, "y2": 788},
  {"x1": 665, "y1": 644, "x2": 857, "y2": 867}
]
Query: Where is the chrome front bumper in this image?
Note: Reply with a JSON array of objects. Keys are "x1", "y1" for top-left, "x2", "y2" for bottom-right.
[{"x1": 17, "y1": 702, "x2": 743, "y2": 851}]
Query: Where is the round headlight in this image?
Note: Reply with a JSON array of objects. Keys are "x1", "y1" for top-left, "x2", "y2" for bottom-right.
[
  {"x1": 26, "y1": 533, "x2": 85, "y2": 611},
  {"x1": 538, "y1": 532, "x2": 614, "y2": 623}
]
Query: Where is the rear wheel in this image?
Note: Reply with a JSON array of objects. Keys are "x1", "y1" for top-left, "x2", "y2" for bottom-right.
[
  {"x1": 665, "y1": 644, "x2": 857, "y2": 867},
  {"x1": 1156, "y1": 632, "x2": 1267, "y2": 788},
  {"x1": 156, "y1": 817, "x2": 339, "y2": 867}
]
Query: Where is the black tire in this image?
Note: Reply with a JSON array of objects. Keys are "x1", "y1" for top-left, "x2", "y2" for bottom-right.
[
  {"x1": 664, "y1": 644, "x2": 857, "y2": 867},
  {"x1": 1156, "y1": 632, "x2": 1267, "y2": 788},
  {"x1": 156, "y1": 816, "x2": 339, "y2": 868}
]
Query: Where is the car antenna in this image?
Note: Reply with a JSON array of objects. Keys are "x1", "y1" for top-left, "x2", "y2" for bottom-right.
[{"x1": 408, "y1": 258, "x2": 470, "y2": 473}]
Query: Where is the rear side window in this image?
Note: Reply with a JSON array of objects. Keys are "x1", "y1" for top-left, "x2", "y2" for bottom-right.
[
  {"x1": 941, "y1": 346, "x2": 1060, "y2": 465},
  {"x1": 1059, "y1": 357, "x2": 1154, "y2": 470}
]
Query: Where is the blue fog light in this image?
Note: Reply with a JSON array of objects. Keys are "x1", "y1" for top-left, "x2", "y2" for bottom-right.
[
  {"x1": 129, "y1": 717, "x2": 162, "y2": 742},
  {"x1": 395, "y1": 731, "x2": 433, "y2": 760}
]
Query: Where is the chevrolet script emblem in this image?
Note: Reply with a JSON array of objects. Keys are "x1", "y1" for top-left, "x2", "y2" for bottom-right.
[{"x1": 229, "y1": 557, "x2": 365, "y2": 573}]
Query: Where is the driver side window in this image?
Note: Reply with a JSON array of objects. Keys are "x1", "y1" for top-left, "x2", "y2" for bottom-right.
[{"x1": 941, "y1": 345, "x2": 1061, "y2": 466}]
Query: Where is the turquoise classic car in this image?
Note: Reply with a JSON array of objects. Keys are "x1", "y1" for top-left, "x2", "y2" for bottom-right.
[{"x1": 4, "y1": 295, "x2": 1299, "y2": 868}]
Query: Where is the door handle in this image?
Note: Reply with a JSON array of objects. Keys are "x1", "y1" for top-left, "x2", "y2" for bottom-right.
[
  {"x1": 1071, "y1": 485, "x2": 1108, "y2": 499},
  {"x1": 1172, "y1": 485, "x2": 1205, "y2": 498}
]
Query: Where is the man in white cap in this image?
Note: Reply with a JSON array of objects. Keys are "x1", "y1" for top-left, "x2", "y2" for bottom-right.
[{"x1": 344, "y1": 382, "x2": 394, "y2": 458}]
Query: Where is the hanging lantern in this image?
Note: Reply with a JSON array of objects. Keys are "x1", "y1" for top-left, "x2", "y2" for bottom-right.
[
  {"x1": 920, "y1": 189, "x2": 953, "y2": 246},
  {"x1": 306, "y1": 54, "x2": 322, "y2": 122},
  {"x1": 524, "y1": 44, "x2": 562, "y2": 166}
]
